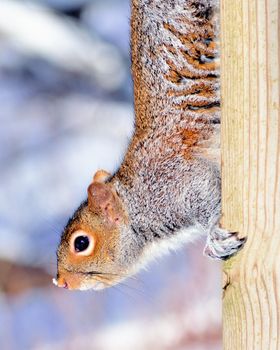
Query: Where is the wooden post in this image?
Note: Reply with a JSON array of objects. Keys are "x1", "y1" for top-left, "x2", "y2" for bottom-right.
[{"x1": 221, "y1": 0, "x2": 280, "y2": 349}]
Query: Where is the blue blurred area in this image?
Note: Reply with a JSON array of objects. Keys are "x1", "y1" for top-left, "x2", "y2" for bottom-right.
[{"x1": 0, "y1": 1, "x2": 221, "y2": 349}]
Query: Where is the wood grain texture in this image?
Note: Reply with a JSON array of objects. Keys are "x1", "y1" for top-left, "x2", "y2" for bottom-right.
[{"x1": 221, "y1": 0, "x2": 280, "y2": 349}]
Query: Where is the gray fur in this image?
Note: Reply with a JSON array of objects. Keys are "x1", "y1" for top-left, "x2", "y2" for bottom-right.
[{"x1": 108, "y1": 0, "x2": 245, "y2": 269}]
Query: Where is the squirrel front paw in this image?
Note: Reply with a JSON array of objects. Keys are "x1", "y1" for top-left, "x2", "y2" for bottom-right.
[{"x1": 203, "y1": 227, "x2": 246, "y2": 261}]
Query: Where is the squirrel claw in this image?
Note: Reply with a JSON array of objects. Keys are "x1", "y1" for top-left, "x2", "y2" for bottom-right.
[{"x1": 204, "y1": 228, "x2": 247, "y2": 261}]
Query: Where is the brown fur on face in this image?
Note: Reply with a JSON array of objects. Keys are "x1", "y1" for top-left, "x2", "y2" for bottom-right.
[{"x1": 55, "y1": 176, "x2": 129, "y2": 290}]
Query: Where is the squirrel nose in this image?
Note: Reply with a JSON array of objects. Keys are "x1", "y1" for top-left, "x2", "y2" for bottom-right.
[{"x1": 53, "y1": 275, "x2": 68, "y2": 289}]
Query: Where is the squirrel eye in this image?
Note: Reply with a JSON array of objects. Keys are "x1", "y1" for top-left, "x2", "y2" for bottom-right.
[
  {"x1": 70, "y1": 230, "x2": 95, "y2": 256},
  {"x1": 74, "y1": 236, "x2": 89, "y2": 252}
]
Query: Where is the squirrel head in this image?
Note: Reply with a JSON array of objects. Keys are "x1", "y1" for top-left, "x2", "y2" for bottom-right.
[{"x1": 54, "y1": 170, "x2": 130, "y2": 291}]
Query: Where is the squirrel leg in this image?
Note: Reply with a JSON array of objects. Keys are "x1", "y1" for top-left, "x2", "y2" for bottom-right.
[{"x1": 203, "y1": 226, "x2": 246, "y2": 261}]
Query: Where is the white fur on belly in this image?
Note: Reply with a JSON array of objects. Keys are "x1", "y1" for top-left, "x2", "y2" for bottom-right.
[{"x1": 133, "y1": 225, "x2": 204, "y2": 273}]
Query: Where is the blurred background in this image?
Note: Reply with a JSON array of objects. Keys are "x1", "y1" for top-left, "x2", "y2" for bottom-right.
[{"x1": 0, "y1": 0, "x2": 222, "y2": 349}]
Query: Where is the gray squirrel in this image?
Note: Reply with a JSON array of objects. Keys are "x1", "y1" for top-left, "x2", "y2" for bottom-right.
[{"x1": 53, "y1": 0, "x2": 245, "y2": 291}]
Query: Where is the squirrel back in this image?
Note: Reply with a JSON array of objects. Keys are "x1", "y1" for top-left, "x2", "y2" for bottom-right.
[{"x1": 53, "y1": 0, "x2": 227, "y2": 291}]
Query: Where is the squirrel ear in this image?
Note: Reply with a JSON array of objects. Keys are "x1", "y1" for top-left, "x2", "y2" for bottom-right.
[
  {"x1": 87, "y1": 182, "x2": 123, "y2": 227},
  {"x1": 92, "y1": 170, "x2": 111, "y2": 184}
]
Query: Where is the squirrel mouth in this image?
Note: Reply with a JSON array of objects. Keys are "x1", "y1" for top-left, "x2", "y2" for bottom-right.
[
  {"x1": 52, "y1": 278, "x2": 68, "y2": 289},
  {"x1": 52, "y1": 276, "x2": 105, "y2": 290}
]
